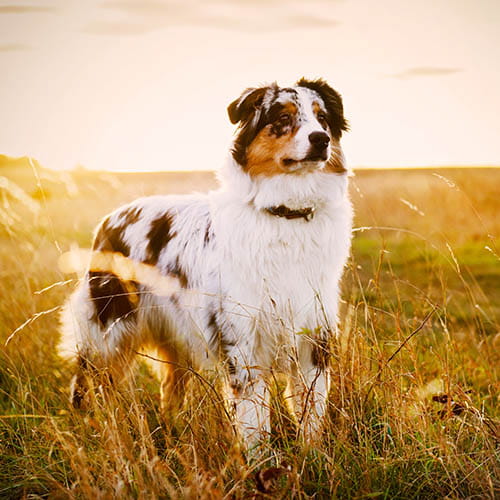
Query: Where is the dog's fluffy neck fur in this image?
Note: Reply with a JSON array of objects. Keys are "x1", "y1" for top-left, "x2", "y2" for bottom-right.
[{"x1": 216, "y1": 156, "x2": 349, "y2": 214}]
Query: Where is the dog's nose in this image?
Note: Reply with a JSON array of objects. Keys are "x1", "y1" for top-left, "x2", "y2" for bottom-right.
[{"x1": 309, "y1": 132, "x2": 330, "y2": 149}]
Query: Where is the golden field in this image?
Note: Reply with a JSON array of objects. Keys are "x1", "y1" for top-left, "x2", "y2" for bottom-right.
[{"x1": 0, "y1": 156, "x2": 498, "y2": 499}]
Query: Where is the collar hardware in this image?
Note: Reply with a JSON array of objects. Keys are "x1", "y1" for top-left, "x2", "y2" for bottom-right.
[{"x1": 265, "y1": 205, "x2": 315, "y2": 221}]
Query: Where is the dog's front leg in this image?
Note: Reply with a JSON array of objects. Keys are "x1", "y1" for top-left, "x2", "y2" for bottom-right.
[
  {"x1": 229, "y1": 367, "x2": 270, "y2": 447},
  {"x1": 290, "y1": 334, "x2": 331, "y2": 439},
  {"x1": 296, "y1": 365, "x2": 329, "y2": 439}
]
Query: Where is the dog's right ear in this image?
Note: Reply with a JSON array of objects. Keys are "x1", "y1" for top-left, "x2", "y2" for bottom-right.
[{"x1": 227, "y1": 86, "x2": 269, "y2": 125}]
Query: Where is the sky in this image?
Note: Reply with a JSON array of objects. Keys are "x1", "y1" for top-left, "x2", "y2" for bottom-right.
[{"x1": 0, "y1": 0, "x2": 499, "y2": 171}]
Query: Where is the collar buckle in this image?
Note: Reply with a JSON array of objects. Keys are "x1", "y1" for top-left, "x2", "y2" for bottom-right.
[{"x1": 304, "y1": 207, "x2": 315, "y2": 221}]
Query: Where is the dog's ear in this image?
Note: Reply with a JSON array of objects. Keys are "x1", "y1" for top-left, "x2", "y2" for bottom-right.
[
  {"x1": 296, "y1": 78, "x2": 349, "y2": 138},
  {"x1": 227, "y1": 86, "x2": 269, "y2": 125}
]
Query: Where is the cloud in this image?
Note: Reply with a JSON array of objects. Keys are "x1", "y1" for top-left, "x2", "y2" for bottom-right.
[
  {"x1": 0, "y1": 43, "x2": 31, "y2": 52},
  {"x1": 391, "y1": 67, "x2": 462, "y2": 79},
  {"x1": 0, "y1": 5, "x2": 56, "y2": 14},
  {"x1": 84, "y1": 0, "x2": 192, "y2": 35},
  {"x1": 83, "y1": 21, "x2": 160, "y2": 36},
  {"x1": 100, "y1": 0, "x2": 308, "y2": 13},
  {"x1": 286, "y1": 14, "x2": 339, "y2": 29},
  {"x1": 200, "y1": 14, "x2": 339, "y2": 33},
  {"x1": 84, "y1": 0, "x2": 340, "y2": 35},
  {"x1": 100, "y1": 0, "x2": 186, "y2": 16}
]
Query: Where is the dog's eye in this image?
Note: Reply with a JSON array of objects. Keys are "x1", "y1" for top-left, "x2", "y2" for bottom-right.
[
  {"x1": 278, "y1": 112, "x2": 291, "y2": 124},
  {"x1": 317, "y1": 112, "x2": 327, "y2": 126}
]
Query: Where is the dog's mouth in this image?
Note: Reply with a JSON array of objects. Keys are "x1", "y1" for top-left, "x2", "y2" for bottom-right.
[{"x1": 282, "y1": 153, "x2": 328, "y2": 168}]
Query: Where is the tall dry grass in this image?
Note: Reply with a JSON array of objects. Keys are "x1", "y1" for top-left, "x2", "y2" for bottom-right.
[{"x1": 0, "y1": 158, "x2": 498, "y2": 498}]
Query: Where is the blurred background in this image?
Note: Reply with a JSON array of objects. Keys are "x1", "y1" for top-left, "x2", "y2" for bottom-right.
[{"x1": 1, "y1": 0, "x2": 499, "y2": 171}]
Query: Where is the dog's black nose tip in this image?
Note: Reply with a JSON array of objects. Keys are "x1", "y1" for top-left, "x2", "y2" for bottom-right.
[{"x1": 309, "y1": 132, "x2": 330, "y2": 149}]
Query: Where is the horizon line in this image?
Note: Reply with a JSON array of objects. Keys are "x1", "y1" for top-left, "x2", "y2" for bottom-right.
[
  {"x1": 1, "y1": 154, "x2": 499, "y2": 173},
  {"x1": 68, "y1": 164, "x2": 500, "y2": 174}
]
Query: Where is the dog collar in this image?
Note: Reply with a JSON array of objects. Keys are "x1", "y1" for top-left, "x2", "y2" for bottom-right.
[{"x1": 265, "y1": 205, "x2": 315, "y2": 221}]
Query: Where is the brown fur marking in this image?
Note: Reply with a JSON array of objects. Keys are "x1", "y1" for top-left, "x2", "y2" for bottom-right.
[
  {"x1": 312, "y1": 101, "x2": 322, "y2": 114},
  {"x1": 282, "y1": 101, "x2": 298, "y2": 116},
  {"x1": 246, "y1": 126, "x2": 297, "y2": 177},
  {"x1": 157, "y1": 346, "x2": 188, "y2": 411},
  {"x1": 324, "y1": 139, "x2": 347, "y2": 173}
]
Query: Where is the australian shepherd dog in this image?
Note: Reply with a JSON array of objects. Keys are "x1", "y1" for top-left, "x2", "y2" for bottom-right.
[{"x1": 59, "y1": 78, "x2": 352, "y2": 445}]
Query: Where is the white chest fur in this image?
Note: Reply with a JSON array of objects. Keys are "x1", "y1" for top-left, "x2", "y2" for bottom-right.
[{"x1": 210, "y1": 162, "x2": 352, "y2": 343}]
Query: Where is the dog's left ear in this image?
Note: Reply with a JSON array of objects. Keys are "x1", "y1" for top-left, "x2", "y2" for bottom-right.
[
  {"x1": 227, "y1": 86, "x2": 270, "y2": 125},
  {"x1": 297, "y1": 78, "x2": 349, "y2": 138}
]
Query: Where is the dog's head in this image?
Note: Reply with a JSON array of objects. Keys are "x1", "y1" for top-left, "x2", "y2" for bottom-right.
[{"x1": 228, "y1": 78, "x2": 348, "y2": 177}]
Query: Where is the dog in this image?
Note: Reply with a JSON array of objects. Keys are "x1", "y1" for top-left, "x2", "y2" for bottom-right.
[{"x1": 59, "y1": 78, "x2": 352, "y2": 444}]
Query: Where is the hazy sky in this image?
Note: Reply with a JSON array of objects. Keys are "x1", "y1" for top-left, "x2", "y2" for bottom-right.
[{"x1": 1, "y1": 0, "x2": 499, "y2": 171}]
